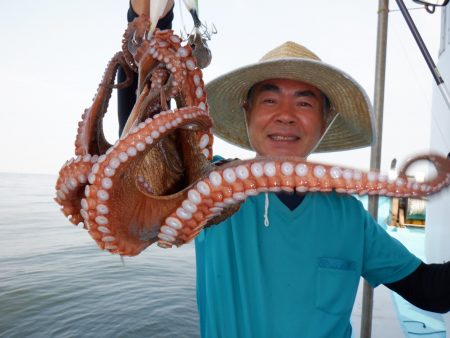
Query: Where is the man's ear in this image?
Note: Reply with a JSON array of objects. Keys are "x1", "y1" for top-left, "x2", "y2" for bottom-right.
[
  {"x1": 242, "y1": 100, "x2": 249, "y2": 113},
  {"x1": 242, "y1": 102, "x2": 251, "y2": 132},
  {"x1": 242, "y1": 101, "x2": 251, "y2": 119}
]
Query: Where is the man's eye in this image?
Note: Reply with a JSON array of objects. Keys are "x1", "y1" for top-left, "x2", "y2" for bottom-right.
[
  {"x1": 263, "y1": 98, "x2": 276, "y2": 104},
  {"x1": 297, "y1": 101, "x2": 312, "y2": 107}
]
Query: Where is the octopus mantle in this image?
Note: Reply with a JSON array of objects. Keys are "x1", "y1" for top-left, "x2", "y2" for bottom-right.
[{"x1": 55, "y1": 16, "x2": 450, "y2": 256}]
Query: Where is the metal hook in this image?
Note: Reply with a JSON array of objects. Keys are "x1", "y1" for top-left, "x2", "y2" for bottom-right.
[
  {"x1": 424, "y1": 4, "x2": 436, "y2": 13},
  {"x1": 132, "y1": 31, "x2": 138, "y2": 45},
  {"x1": 211, "y1": 23, "x2": 217, "y2": 35}
]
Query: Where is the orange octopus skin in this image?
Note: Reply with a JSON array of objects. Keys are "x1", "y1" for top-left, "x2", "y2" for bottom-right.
[
  {"x1": 158, "y1": 156, "x2": 450, "y2": 248},
  {"x1": 56, "y1": 15, "x2": 450, "y2": 256}
]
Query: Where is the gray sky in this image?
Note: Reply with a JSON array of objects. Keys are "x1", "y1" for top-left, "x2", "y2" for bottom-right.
[{"x1": 0, "y1": 0, "x2": 442, "y2": 175}]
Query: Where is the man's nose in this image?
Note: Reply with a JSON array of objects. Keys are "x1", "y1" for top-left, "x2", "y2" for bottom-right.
[{"x1": 275, "y1": 103, "x2": 296, "y2": 124}]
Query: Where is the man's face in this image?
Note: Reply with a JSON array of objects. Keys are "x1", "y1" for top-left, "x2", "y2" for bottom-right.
[{"x1": 245, "y1": 78, "x2": 326, "y2": 157}]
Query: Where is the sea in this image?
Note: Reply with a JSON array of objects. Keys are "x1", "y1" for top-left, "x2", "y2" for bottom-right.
[{"x1": 0, "y1": 173, "x2": 199, "y2": 338}]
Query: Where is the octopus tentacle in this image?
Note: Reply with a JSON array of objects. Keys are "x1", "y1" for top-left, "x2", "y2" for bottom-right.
[
  {"x1": 54, "y1": 154, "x2": 99, "y2": 226},
  {"x1": 121, "y1": 25, "x2": 212, "y2": 157},
  {"x1": 158, "y1": 156, "x2": 450, "y2": 248},
  {"x1": 58, "y1": 52, "x2": 133, "y2": 224},
  {"x1": 75, "y1": 52, "x2": 133, "y2": 156},
  {"x1": 134, "y1": 30, "x2": 206, "y2": 108},
  {"x1": 82, "y1": 108, "x2": 212, "y2": 256},
  {"x1": 398, "y1": 154, "x2": 450, "y2": 195},
  {"x1": 122, "y1": 15, "x2": 146, "y2": 71}
]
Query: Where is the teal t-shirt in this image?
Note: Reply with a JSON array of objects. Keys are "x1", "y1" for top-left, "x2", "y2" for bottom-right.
[{"x1": 195, "y1": 191, "x2": 421, "y2": 338}]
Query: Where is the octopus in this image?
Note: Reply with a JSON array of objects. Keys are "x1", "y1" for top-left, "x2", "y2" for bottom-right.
[{"x1": 55, "y1": 15, "x2": 450, "y2": 256}]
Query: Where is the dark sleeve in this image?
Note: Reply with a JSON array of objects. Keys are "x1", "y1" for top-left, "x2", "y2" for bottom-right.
[
  {"x1": 385, "y1": 261, "x2": 450, "y2": 313},
  {"x1": 117, "y1": 2, "x2": 175, "y2": 135}
]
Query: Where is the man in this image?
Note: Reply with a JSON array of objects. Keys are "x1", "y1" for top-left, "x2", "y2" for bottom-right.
[{"x1": 125, "y1": 2, "x2": 449, "y2": 337}]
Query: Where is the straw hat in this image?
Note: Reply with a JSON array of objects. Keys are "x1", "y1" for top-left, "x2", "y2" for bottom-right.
[{"x1": 205, "y1": 41, "x2": 375, "y2": 153}]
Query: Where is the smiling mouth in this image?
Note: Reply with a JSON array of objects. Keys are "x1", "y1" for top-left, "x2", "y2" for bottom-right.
[{"x1": 269, "y1": 135, "x2": 300, "y2": 141}]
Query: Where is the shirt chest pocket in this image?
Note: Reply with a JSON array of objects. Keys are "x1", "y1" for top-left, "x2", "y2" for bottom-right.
[{"x1": 315, "y1": 257, "x2": 359, "y2": 315}]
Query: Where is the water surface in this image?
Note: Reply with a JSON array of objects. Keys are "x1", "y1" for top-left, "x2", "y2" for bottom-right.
[{"x1": 0, "y1": 173, "x2": 199, "y2": 338}]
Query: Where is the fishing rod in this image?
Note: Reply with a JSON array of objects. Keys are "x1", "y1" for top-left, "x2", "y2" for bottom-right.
[{"x1": 395, "y1": 0, "x2": 450, "y2": 111}]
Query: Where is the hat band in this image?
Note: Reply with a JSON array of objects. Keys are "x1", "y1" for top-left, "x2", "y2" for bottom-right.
[{"x1": 309, "y1": 110, "x2": 340, "y2": 155}]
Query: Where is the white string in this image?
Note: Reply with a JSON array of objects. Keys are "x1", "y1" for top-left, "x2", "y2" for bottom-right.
[
  {"x1": 264, "y1": 192, "x2": 270, "y2": 227},
  {"x1": 177, "y1": 0, "x2": 187, "y2": 37}
]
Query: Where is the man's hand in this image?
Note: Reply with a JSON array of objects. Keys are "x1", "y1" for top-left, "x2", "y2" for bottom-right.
[
  {"x1": 131, "y1": 0, "x2": 174, "y2": 17},
  {"x1": 131, "y1": 0, "x2": 175, "y2": 37}
]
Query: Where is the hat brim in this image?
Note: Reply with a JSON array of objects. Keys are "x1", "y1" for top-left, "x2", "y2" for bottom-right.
[{"x1": 205, "y1": 58, "x2": 375, "y2": 153}]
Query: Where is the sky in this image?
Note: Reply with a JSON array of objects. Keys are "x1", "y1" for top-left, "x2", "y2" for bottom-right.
[{"x1": 0, "y1": 0, "x2": 444, "y2": 176}]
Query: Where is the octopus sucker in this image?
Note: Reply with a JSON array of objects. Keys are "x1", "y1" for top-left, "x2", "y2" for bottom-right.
[{"x1": 55, "y1": 158, "x2": 96, "y2": 226}]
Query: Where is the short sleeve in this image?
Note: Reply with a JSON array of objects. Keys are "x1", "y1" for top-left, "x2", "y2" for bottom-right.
[{"x1": 361, "y1": 211, "x2": 421, "y2": 287}]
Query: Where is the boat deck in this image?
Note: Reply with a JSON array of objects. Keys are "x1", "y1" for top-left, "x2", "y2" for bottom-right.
[{"x1": 351, "y1": 226, "x2": 448, "y2": 337}]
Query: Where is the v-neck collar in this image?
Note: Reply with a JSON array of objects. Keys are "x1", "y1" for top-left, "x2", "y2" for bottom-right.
[
  {"x1": 269, "y1": 192, "x2": 312, "y2": 220},
  {"x1": 275, "y1": 192, "x2": 306, "y2": 211}
]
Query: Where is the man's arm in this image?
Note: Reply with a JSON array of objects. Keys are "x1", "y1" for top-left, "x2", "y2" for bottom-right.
[
  {"x1": 385, "y1": 261, "x2": 450, "y2": 313},
  {"x1": 131, "y1": 0, "x2": 174, "y2": 17}
]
